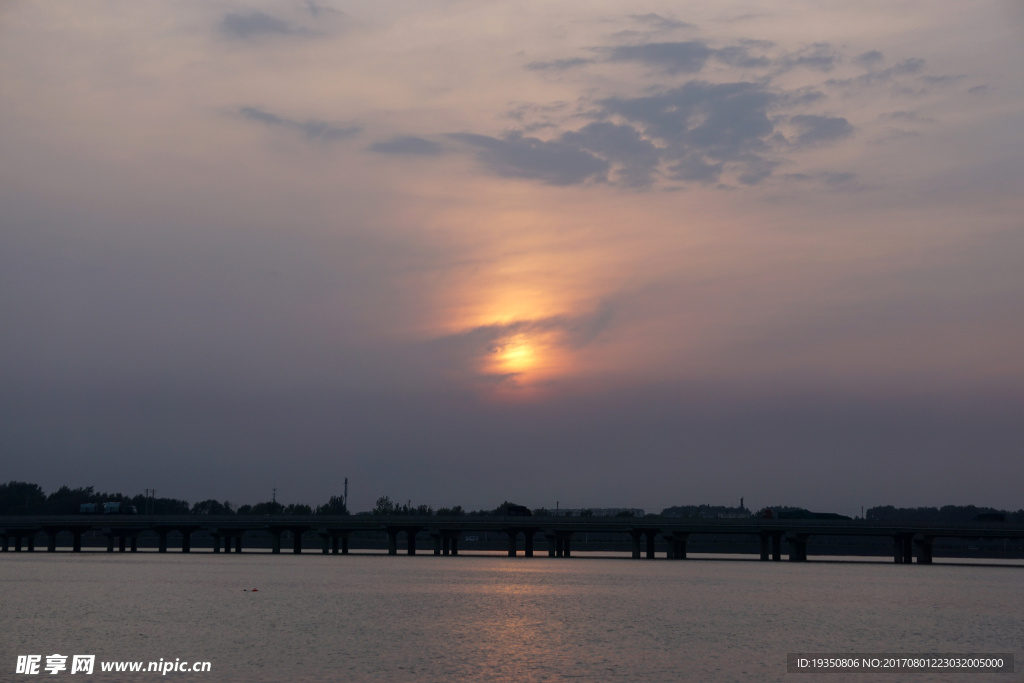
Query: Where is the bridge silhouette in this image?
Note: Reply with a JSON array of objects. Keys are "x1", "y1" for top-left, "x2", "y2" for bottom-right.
[{"x1": 2, "y1": 516, "x2": 1022, "y2": 564}]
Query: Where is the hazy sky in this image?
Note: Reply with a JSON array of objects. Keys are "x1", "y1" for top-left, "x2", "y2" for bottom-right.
[{"x1": 2, "y1": 1, "x2": 1022, "y2": 515}]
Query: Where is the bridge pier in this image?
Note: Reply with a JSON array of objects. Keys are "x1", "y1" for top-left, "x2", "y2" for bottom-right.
[
  {"x1": 332, "y1": 534, "x2": 340, "y2": 555},
  {"x1": 271, "y1": 530, "x2": 281, "y2": 554},
  {"x1": 387, "y1": 529, "x2": 398, "y2": 555},
  {"x1": 560, "y1": 532, "x2": 573, "y2": 557},
  {"x1": 1, "y1": 534, "x2": 7, "y2": 552},
  {"x1": 760, "y1": 532, "x2": 770, "y2": 561},
  {"x1": 46, "y1": 530, "x2": 57, "y2": 552},
  {"x1": 787, "y1": 534, "x2": 809, "y2": 562},
  {"x1": 293, "y1": 530, "x2": 304, "y2": 554},
  {"x1": 916, "y1": 536, "x2": 933, "y2": 564},
  {"x1": 630, "y1": 530, "x2": 643, "y2": 559},
  {"x1": 406, "y1": 528, "x2": 422, "y2": 555},
  {"x1": 27, "y1": 534, "x2": 35, "y2": 552},
  {"x1": 106, "y1": 534, "x2": 115, "y2": 552},
  {"x1": 158, "y1": 531, "x2": 168, "y2": 553},
  {"x1": 525, "y1": 531, "x2": 534, "y2": 557},
  {"x1": 645, "y1": 530, "x2": 657, "y2": 559},
  {"x1": 893, "y1": 534, "x2": 914, "y2": 564},
  {"x1": 507, "y1": 530, "x2": 518, "y2": 557},
  {"x1": 545, "y1": 533, "x2": 556, "y2": 557},
  {"x1": 119, "y1": 535, "x2": 127, "y2": 553},
  {"x1": 182, "y1": 531, "x2": 192, "y2": 553},
  {"x1": 772, "y1": 531, "x2": 782, "y2": 561},
  {"x1": 442, "y1": 536, "x2": 451, "y2": 556},
  {"x1": 212, "y1": 533, "x2": 221, "y2": 553},
  {"x1": 72, "y1": 530, "x2": 82, "y2": 553},
  {"x1": 669, "y1": 533, "x2": 689, "y2": 559}
]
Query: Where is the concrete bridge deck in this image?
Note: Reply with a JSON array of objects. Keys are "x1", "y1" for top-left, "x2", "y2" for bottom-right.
[{"x1": 2, "y1": 515, "x2": 1022, "y2": 564}]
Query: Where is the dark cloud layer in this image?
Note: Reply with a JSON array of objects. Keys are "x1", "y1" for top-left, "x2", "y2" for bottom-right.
[
  {"x1": 447, "y1": 77, "x2": 854, "y2": 186},
  {"x1": 778, "y1": 43, "x2": 840, "y2": 72},
  {"x1": 371, "y1": 136, "x2": 442, "y2": 155},
  {"x1": 480, "y1": 37, "x2": 942, "y2": 187},
  {"x1": 240, "y1": 107, "x2": 360, "y2": 141},
  {"x1": 448, "y1": 132, "x2": 610, "y2": 185},
  {"x1": 599, "y1": 80, "x2": 779, "y2": 184},
  {"x1": 525, "y1": 58, "x2": 594, "y2": 71},
  {"x1": 788, "y1": 114, "x2": 854, "y2": 145},
  {"x1": 221, "y1": 12, "x2": 295, "y2": 39},
  {"x1": 607, "y1": 41, "x2": 714, "y2": 74},
  {"x1": 606, "y1": 40, "x2": 770, "y2": 73},
  {"x1": 627, "y1": 13, "x2": 694, "y2": 30}
]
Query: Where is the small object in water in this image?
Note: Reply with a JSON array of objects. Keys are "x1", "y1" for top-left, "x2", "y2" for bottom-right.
[{"x1": 252, "y1": 589, "x2": 258, "y2": 592}]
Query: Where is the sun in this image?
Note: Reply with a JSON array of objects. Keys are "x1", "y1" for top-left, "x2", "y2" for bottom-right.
[{"x1": 490, "y1": 334, "x2": 537, "y2": 375}]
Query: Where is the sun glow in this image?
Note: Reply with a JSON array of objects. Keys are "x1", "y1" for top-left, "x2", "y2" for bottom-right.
[{"x1": 490, "y1": 334, "x2": 537, "y2": 375}]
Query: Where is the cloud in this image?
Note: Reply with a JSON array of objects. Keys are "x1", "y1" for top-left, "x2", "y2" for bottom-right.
[
  {"x1": 827, "y1": 57, "x2": 927, "y2": 88},
  {"x1": 304, "y1": 1, "x2": 345, "y2": 18},
  {"x1": 602, "y1": 80, "x2": 774, "y2": 154},
  {"x1": 784, "y1": 170, "x2": 860, "y2": 190},
  {"x1": 432, "y1": 304, "x2": 616, "y2": 380},
  {"x1": 559, "y1": 122, "x2": 661, "y2": 186},
  {"x1": 879, "y1": 110, "x2": 934, "y2": 123},
  {"x1": 370, "y1": 136, "x2": 442, "y2": 155},
  {"x1": 525, "y1": 58, "x2": 594, "y2": 71},
  {"x1": 447, "y1": 132, "x2": 609, "y2": 185},
  {"x1": 778, "y1": 43, "x2": 840, "y2": 72},
  {"x1": 920, "y1": 74, "x2": 966, "y2": 86},
  {"x1": 221, "y1": 12, "x2": 295, "y2": 39},
  {"x1": 853, "y1": 50, "x2": 884, "y2": 67},
  {"x1": 240, "y1": 107, "x2": 360, "y2": 142},
  {"x1": 715, "y1": 45, "x2": 771, "y2": 68},
  {"x1": 606, "y1": 41, "x2": 714, "y2": 74},
  {"x1": 788, "y1": 114, "x2": 854, "y2": 146},
  {"x1": 444, "y1": 78, "x2": 843, "y2": 187},
  {"x1": 604, "y1": 40, "x2": 771, "y2": 74},
  {"x1": 628, "y1": 13, "x2": 694, "y2": 30},
  {"x1": 667, "y1": 155, "x2": 724, "y2": 183}
]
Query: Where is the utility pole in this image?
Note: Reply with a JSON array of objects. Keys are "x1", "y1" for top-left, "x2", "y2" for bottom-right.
[
  {"x1": 344, "y1": 477, "x2": 348, "y2": 508},
  {"x1": 272, "y1": 488, "x2": 277, "y2": 504}
]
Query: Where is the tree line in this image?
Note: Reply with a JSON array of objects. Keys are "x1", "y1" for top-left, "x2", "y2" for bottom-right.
[
  {"x1": 866, "y1": 505, "x2": 1024, "y2": 523},
  {"x1": 0, "y1": 481, "x2": 348, "y2": 516},
  {"x1": 370, "y1": 497, "x2": 640, "y2": 517},
  {"x1": 6, "y1": 481, "x2": 1018, "y2": 522}
]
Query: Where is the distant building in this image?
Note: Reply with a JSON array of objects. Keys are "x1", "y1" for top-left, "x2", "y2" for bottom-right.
[{"x1": 556, "y1": 508, "x2": 645, "y2": 517}]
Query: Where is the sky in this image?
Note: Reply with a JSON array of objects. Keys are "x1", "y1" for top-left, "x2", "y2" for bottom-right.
[{"x1": 1, "y1": 0, "x2": 1022, "y2": 516}]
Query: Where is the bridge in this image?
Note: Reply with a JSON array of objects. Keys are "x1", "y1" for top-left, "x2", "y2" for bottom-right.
[{"x1": 1, "y1": 516, "x2": 1021, "y2": 564}]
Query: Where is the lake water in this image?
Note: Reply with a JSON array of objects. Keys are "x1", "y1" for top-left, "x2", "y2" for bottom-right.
[{"x1": 1, "y1": 551, "x2": 1020, "y2": 682}]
